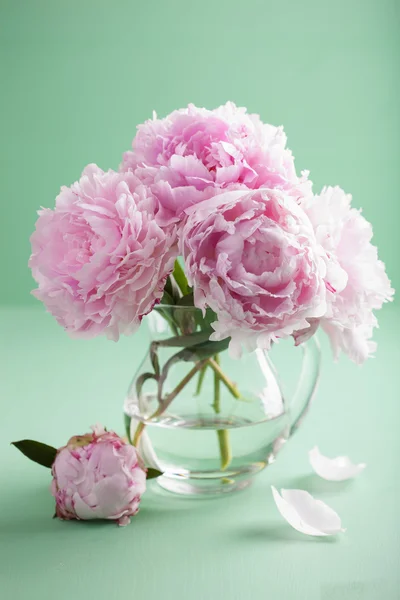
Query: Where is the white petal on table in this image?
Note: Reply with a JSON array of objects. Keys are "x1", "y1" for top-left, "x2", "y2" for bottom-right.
[
  {"x1": 271, "y1": 486, "x2": 345, "y2": 536},
  {"x1": 309, "y1": 446, "x2": 366, "y2": 481}
]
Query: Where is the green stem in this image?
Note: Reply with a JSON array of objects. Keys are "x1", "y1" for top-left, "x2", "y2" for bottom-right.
[
  {"x1": 208, "y1": 357, "x2": 241, "y2": 399},
  {"x1": 132, "y1": 358, "x2": 208, "y2": 447},
  {"x1": 212, "y1": 355, "x2": 232, "y2": 471},
  {"x1": 195, "y1": 363, "x2": 208, "y2": 396},
  {"x1": 132, "y1": 348, "x2": 238, "y2": 474},
  {"x1": 132, "y1": 420, "x2": 146, "y2": 447},
  {"x1": 212, "y1": 355, "x2": 221, "y2": 413}
]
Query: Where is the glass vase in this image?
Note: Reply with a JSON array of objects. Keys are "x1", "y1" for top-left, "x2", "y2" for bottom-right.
[{"x1": 124, "y1": 305, "x2": 320, "y2": 496}]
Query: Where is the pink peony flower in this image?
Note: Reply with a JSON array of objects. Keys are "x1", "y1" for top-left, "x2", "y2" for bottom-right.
[
  {"x1": 301, "y1": 186, "x2": 394, "y2": 363},
  {"x1": 51, "y1": 425, "x2": 146, "y2": 526},
  {"x1": 29, "y1": 165, "x2": 178, "y2": 340},
  {"x1": 121, "y1": 102, "x2": 311, "y2": 226},
  {"x1": 181, "y1": 188, "x2": 327, "y2": 358}
]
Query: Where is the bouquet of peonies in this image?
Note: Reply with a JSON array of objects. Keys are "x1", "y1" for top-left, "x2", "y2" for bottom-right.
[
  {"x1": 14, "y1": 102, "x2": 393, "y2": 526},
  {"x1": 29, "y1": 102, "x2": 393, "y2": 362}
]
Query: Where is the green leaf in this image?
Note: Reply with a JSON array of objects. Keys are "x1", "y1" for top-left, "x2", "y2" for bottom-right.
[
  {"x1": 172, "y1": 259, "x2": 189, "y2": 296},
  {"x1": 150, "y1": 346, "x2": 160, "y2": 376},
  {"x1": 177, "y1": 292, "x2": 194, "y2": 307},
  {"x1": 124, "y1": 413, "x2": 131, "y2": 441},
  {"x1": 163, "y1": 276, "x2": 174, "y2": 301},
  {"x1": 146, "y1": 468, "x2": 163, "y2": 480},
  {"x1": 160, "y1": 289, "x2": 175, "y2": 306},
  {"x1": 151, "y1": 329, "x2": 213, "y2": 350},
  {"x1": 173, "y1": 308, "x2": 197, "y2": 335},
  {"x1": 12, "y1": 439, "x2": 57, "y2": 468},
  {"x1": 196, "y1": 307, "x2": 218, "y2": 330},
  {"x1": 157, "y1": 337, "x2": 231, "y2": 403},
  {"x1": 179, "y1": 338, "x2": 230, "y2": 362},
  {"x1": 164, "y1": 274, "x2": 181, "y2": 304}
]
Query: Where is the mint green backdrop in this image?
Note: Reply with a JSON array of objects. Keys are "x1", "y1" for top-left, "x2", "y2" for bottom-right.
[
  {"x1": 1, "y1": 2, "x2": 400, "y2": 600},
  {"x1": 0, "y1": 0, "x2": 399, "y2": 304}
]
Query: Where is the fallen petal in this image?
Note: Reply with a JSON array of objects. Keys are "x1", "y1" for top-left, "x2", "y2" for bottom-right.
[
  {"x1": 271, "y1": 486, "x2": 345, "y2": 536},
  {"x1": 309, "y1": 446, "x2": 366, "y2": 481}
]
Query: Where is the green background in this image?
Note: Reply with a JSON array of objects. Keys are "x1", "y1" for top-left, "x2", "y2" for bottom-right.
[
  {"x1": 0, "y1": 0, "x2": 399, "y2": 304},
  {"x1": 1, "y1": 1, "x2": 399, "y2": 599}
]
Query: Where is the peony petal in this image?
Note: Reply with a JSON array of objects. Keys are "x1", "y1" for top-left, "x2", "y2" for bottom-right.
[
  {"x1": 118, "y1": 515, "x2": 131, "y2": 527},
  {"x1": 293, "y1": 318, "x2": 320, "y2": 346},
  {"x1": 301, "y1": 186, "x2": 394, "y2": 364},
  {"x1": 90, "y1": 474, "x2": 131, "y2": 518},
  {"x1": 181, "y1": 187, "x2": 328, "y2": 358},
  {"x1": 29, "y1": 165, "x2": 178, "y2": 342},
  {"x1": 271, "y1": 486, "x2": 345, "y2": 536},
  {"x1": 309, "y1": 446, "x2": 366, "y2": 481},
  {"x1": 91, "y1": 423, "x2": 106, "y2": 436},
  {"x1": 73, "y1": 493, "x2": 97, "y2": 520}
]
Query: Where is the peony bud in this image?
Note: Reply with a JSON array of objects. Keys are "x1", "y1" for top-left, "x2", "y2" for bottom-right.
[{"x1": 51, "y1": 425, "x2": 146, "y2": 526}]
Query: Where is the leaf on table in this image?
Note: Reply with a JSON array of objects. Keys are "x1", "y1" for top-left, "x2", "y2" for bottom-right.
[
  {"x1": 271, "y1": 486, "x2": 345, "y2": 537},
  {"x1": 309, "y1": 446, "x2": 366, "y2": 481},
  {"x1": 12, "y1": 439, "x2": 57, "y2": 468}
]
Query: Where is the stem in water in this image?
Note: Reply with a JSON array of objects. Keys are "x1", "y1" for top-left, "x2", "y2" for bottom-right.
[
  {"x1": 212, "y1": 355, "x2": 232, "y2": 471},
  {"x1": 132, "y1": 359, "x2": 209, "y2": 447}
]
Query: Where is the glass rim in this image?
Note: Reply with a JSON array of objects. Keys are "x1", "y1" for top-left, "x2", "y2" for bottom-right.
[{"x1": 154, "y1": 303, "x2": 203, "y2": 312}]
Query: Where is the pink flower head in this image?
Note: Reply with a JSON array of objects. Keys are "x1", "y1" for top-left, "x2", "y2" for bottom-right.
[
  {"x1": 121, "y1": 102, "x2": 311, "y2": 226},
  {"x1": 29, "y1": 165, "x2": 178, "y2": 340},
  {"x1": 181, "y1": 188, "x2": 327, "y2": 358},
  {"x1": 51, "y1": 425, "x2": 146, "y2": 526},
  {"x1": 301, "y1": 186, "x2": 394, "y2": 363}
]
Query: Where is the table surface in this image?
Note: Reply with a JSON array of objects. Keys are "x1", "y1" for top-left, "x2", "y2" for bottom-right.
[{"x1": 1, "y1": 306, "x2": 399, "y2": 600}]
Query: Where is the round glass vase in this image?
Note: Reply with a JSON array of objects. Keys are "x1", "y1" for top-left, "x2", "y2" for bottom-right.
[{"x1": 124, "y1": 305, "x2": 321, "y2": 496}]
